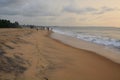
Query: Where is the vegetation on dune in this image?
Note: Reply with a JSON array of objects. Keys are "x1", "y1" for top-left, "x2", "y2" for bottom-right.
[{"x1": 0, "y1": 19, "x2": 20, "y2": 28}]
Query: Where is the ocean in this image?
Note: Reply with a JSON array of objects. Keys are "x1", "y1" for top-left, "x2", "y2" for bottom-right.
[
  {"x1": 52, "y1": 27, "x2": 120, "y2": 50},
  {"x1": 51, "y1": 26, "x2": 120, "y2": 63}
]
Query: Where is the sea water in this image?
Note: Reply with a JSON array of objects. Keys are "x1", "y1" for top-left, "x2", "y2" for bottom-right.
[
  {"x1": 51, "y1": 27, "x2": 120, "y2": 63},
  {"x1": 52, "y1": 27, "x2": 120, "y2": 50}
]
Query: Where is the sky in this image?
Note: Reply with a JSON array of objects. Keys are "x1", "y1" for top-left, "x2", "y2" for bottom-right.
[{"x1": 0, "y1": 0, "x2": 120, "y2": 27}]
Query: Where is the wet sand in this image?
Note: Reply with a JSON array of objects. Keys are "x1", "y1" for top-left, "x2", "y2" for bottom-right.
[
  {"x1": 0, "y1": 29, "x2": 120, "y2": 80},
  {"x1": 51, "y1": 33, "x2": 120, "y2": 64},
  {"x1": 46, "y1": 32, "x2": 120, "y2": 80}
]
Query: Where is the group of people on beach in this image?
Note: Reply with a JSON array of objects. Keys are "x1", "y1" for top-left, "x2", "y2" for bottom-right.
[{"x1": 36, "y1": 27, "x2": 52, "y2": 31}]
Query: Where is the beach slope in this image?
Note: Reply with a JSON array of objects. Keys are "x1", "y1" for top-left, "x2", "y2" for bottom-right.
[{"x1": 0, "y1": 29, "x2": 120, "y2": 80}]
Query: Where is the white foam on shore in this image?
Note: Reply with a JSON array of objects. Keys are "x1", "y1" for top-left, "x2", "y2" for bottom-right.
[
  {"x1": 53, "y1": 29, "x2": 120, "y2": 49},
  {"x1": 50, "y1": 32, "x2": 120, "y2": 64}
]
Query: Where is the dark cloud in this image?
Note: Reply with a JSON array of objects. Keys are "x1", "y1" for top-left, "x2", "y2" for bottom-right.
[
  {"x1": 0, "y1": 0, "x2": 23, "y2": 7},
  {"x1": 0, "y1": 0, "x2": 13, "y2": 6},
  {"x1": 0, "y1": 0, "x2": 61, "y2": 16},
  {"x1": 63, "y1": 6, "x2": 97, "y2": 14},
  {"x1": 0, "y1": 0, "x2": 118, "y2": 17},
  {"x1": 63, "y1": 6, "x2": 117, "y2": 15}
]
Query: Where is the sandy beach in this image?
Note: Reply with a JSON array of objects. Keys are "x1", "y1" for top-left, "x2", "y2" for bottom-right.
[{"x1": 0, "y1": 29, "x2": 120, "y2": 80}]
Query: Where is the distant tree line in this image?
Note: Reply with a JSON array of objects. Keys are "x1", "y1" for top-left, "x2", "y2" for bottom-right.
[{"x1": 0, "y1": 19, "x2": 20, "y2": 28}]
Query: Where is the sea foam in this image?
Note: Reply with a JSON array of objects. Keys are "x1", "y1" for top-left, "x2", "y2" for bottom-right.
[{"x1": 52, "y1": 28, "x2": 120, "y2": 49}]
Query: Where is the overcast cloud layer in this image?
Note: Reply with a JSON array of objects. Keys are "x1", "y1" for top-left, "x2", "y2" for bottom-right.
[{"x1": 0, "y1": 0, "x2": 120, "y2": 27}]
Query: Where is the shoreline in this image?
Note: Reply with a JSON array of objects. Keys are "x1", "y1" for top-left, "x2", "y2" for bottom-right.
[
  {"x1": 0, "y1": 29, "x2": 120, "y2": 80},
  {"x1": 50, "y1": 32, "x2": 120, "y2": 64},
  {"x1": 46, "y1": 31, "x2": 120, "y2": 80}
]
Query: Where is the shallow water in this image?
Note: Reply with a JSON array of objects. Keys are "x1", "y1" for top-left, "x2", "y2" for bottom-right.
[{"x1": 52, "y1": 27, "x2": 120, "y2": 50}]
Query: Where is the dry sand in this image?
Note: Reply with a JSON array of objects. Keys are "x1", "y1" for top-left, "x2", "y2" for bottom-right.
[{"x1": 0, "y1": 29, "x2": 120, "y2": 80}]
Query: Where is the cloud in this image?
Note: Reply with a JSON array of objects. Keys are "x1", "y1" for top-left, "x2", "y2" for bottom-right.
[
  {"x1": 0, "y1": 0, "x2": 63, "y2": 16},
  {"x1": 0, "y1": 0, "x2": 120, "y2": 27},
  {"x1": 0, "y1": 0, "x2": 118, "y2": 17},
  {"x1": 63, "y1": 6, "x2": 97, "y2": 14},
  {"x1": 93, "y1": 6, "x2": 115, "y2": 14},
  {"x1": 63, "y1": 6, "x2": 118, "y2": 15},
  {"x1": 79, "y1": 18, "x2": 88, "y2": 21},
  {"x1": 0, "y1": 0, "x2": 24, "y2": 7}
]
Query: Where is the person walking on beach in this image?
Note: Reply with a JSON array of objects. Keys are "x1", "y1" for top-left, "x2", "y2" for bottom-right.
[
  {"x1": 47, "y1": 27, "x2": 49, "y2": 31},
  {"x1": 36, "y1": 28, "x2": 39, "y2": 31}
]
